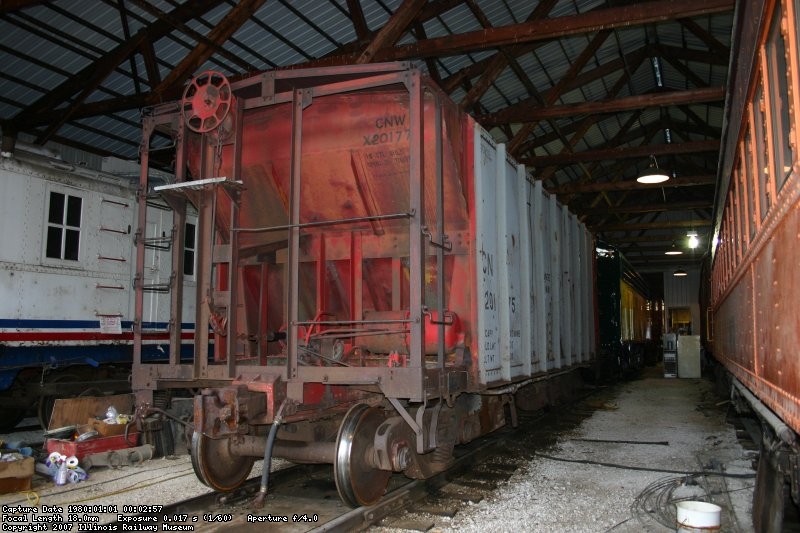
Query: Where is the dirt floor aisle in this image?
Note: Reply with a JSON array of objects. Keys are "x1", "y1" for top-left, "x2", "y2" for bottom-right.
[{"x1": 445, "y1": 369, "x2": 756, "y2": 532}]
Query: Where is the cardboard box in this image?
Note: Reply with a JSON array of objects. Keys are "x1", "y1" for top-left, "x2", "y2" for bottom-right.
[
  {"x1": 0, "y1": 456, "x2": 34, "y2": 494},
  {"x1": 46, "y1": 432, "x2": 139, "y2": 461},
  {"x1": 88, "y1": 418, "x2": 129, "y2": 437}
]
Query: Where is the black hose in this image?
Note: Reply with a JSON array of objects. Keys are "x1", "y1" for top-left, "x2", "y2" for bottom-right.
[
  {"x1": 253, "y1": 400, "x2": 289, "y2": 509},
  {"x1": 146, "y1": 407, "x2": 195, "y2": 430}
]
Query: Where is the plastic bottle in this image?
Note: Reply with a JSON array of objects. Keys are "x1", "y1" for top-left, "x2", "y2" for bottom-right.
[{"x1": 54, "y1": 464, "x2": 68, "y2": 486}]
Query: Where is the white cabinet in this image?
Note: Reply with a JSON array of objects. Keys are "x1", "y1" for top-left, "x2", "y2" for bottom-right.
[{"x1": 677, "y1": 335, "x2": 702, "y2": 378}]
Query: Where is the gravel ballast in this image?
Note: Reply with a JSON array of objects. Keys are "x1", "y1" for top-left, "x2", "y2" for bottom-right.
[
  {"x1": 1, "y1": 370, "x2": 757, "y2": 532},
  {"x1": 440, "y1": 372, "x2": 756, "y2": 533}
]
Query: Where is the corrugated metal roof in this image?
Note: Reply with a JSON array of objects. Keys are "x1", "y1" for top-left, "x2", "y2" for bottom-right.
[{"x1": 0, "y1": 0, "x2": 736, "y2": 266}]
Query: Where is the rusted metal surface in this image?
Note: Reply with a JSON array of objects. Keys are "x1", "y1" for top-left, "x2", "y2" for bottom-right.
[
  {"x1": 712, "y1": 0, "x2": 800, "y2": 436},
  {"x1": 135, "y1": 64, "x2": 593, "y2": 401},
  {"x1": 132, "y1": 64, "x2": 596, "y2": 498}
]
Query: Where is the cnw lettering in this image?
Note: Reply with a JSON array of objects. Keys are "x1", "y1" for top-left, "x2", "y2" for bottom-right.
[
  {"x1": 480, "y1": 250, "x2": 495, "y2": 276},
  {"x1": 376, "y1": 115, "x2": 406, "y2": 128}
]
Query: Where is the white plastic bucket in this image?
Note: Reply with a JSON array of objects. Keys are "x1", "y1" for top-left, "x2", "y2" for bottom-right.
[{"x1": 676, "y1": 501, "x2": 721, "y2": 532}]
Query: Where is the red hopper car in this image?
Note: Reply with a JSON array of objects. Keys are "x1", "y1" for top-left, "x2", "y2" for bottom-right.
[{"x1": 132, "y1": 63, "x2": 595, "y2": 506}]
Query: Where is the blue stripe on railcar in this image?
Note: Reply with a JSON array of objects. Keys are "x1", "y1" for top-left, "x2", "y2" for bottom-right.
[{"x1": 0, "y1": 318, "x2": 210, "y2": 390}]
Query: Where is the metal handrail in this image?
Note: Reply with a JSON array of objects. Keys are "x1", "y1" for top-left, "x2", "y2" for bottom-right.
[{"x1": 234, "y1": 210, "x2": 414, "y2": 233}]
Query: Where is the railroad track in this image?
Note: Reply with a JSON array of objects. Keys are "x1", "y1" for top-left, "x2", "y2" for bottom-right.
[
  {"x1": 99, "y1": 388, "x2": 603, "y2": 532},
  {"x1": 0, "y1": 388, "x2": 601, "y2": 533},
  {"x1": 101, "y1": 431, "x2": 506, "y2": 532}
]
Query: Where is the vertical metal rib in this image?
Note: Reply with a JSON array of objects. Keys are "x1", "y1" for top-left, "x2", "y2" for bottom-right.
[{"x1": 287, "y1": 88, "x2": 305, "y2": 399}]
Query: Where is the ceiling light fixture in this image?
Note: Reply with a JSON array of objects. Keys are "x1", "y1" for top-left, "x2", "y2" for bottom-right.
[
  {"x1": 673, "y1": 268, "x2": 688, "y2": 277},
  {"x1": 665, "y1": 241, "x2": 683, "y2": 255},
  {"x1": 637, "y1": 155, "x2": 670, "y2": 184},
  {"x1": 687, "y1": 231, "x2": 699, "y2": 249}
]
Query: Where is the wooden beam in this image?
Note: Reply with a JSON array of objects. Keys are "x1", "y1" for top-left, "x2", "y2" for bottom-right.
[
  {"x1": 653, "y1": 116, "x2": 721, "y2": 140},
  {"x1": 605, "y1": 232, "x2": 710, "y2": 243},
  {"x1": 506, "y1": 29, "x2": 611, "y2": 155},
  {"x1": 508, "y1": 123, "x2": 537, "y2": 156},
  {"x1": 156, "y1": 0, "x2": 265, "y2": 93},
  {"x1": 417, "y1": 0, "x2": 462, "y2": 21},
  {"x1": 511, "y1": 47, "x2": 650, "y2": 154},
  {"x1": 621, "y1": 242, "x2": 705, "y2": 252},
  {"x1": 580, "y1": 130, "x2": 660, "y2": 213},
  {"x1": 317, "y1": 0, "x2": 463, "y2": 62},
  {"x1": 12, "y1": 0, "x2": 224, "y2": 127},
  {"x1": 678, "y1": 18, "x2": 731, "y2": 58},
  {"x1": 580, "y1": 200, "x2": 713, "y2": 216},
  {"x1": 0, "y1": 0, "x2": 48, "y2": 13},
  {"x1": 20, "y1": 33, "x2": 143, "y2": 119},
  {"x1": 410, "y1": 22, "x2": 441, "y2": 84},
  {"x1": 536, "y1": 116, "x2": 602, "y2": 181},
  {"x1": 678, "y1": 104, "x2": 723, "y2": 137},
  {"x1": 567, "y1": 123, "x2": 644, "y2": 201},
  {"x1": 652, "y1": 43, "x2": 729, "y2": 65},
  {"x1": 128, "y1": 0, "x2": 255, "y2": 72},
  {"x1": 115, "y1": 0, "x2": 141, "y2": 95},
  {"x1": 565, "y1": 46, "x2": 650, "y2": 96},
  {"x1": 630, "y1": 261, "x2": 703, "y2": 271},
  {"x1": 481, "y1": 86, "x2": 725, "y2": 126},
  {"x1": 356, "y1": 0, "x2": 427, "y2": 64},
  {"x1": 346, "y1": 0, "x2": 370, "y2": 41},
  {"x1": 627, "y1": 255, "x2": 705, "y2": 265},
  {"x1": 522, "y1": 139, "x2": 719, "y2": 167},
  {"x1": 140, "y1": 39, "x2": 162, "y2": 89},
  {"x1": 368, "y1": 0, "x2": 734, "y2": 61},
  {"x1": 443, "y1": 32, "x2": 619, "y2": 95},
  {"x1": 614, "y1": 118, "x2": 717, "y2": 153},
  {"x1": 533, "y1": 54, "x2": 647, "y2": 185},
  {"x1": 549, "y1": 174, "x2": 716, "y2": 194},
  {"x1": 595, "y1": 219, "x2": 711, "y2": 232},
  {"x1": 458, "y1": 0, "x2": 557, "y2": 110},
  {"x1": 33, "y1": 35, "x2": 152, "y2": 144},
  {"x1": 311, "y1": 8, "x2": 719, "y2": 77},
  {"x1": 25, "y1": 92, "x2": 157, "y2": 126},
  {"x1": 548, "y1": 30, "x2": 612, "y2": 104},
  {"x1": 660, "y1": 53, "x2": 710, "y2": 88}
]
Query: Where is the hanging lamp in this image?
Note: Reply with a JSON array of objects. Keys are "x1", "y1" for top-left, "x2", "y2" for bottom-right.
[
  {"x1": 665, "y1": 241, "x2": 683, "y2": 255},
  {"x1": 637, "y1": 155, "x2": 670, "y2": 184}
]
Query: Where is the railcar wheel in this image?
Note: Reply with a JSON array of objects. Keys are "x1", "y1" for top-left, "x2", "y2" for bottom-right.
[
  {"x1": 190, "y1": 432, "x2": 254, "y2": 492},
  {"x1": 0, "y1": 407, "x2": 25, "y2": 431},
  {"x1": 334, "y1": 404, "x2": 391, "y2": 507},
  {"x1": 37, "y1": 373, "x2": 79, "y2": 428},
  {"x1": 752, "y1": 443, "x2": 798, "y2": 533},
  {"x1": 0, "y1": 378, "x2": 27, "y2": 431}
]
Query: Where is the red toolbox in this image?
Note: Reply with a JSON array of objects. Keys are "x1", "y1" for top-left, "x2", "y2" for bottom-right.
[{"x1": 46, "y1": 431, "x2": 139, "y2": 461}]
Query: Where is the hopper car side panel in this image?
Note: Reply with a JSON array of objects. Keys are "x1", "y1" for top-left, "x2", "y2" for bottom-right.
[{"x1": 135, "y1": 67, "x2": 596, "y2": 401}]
